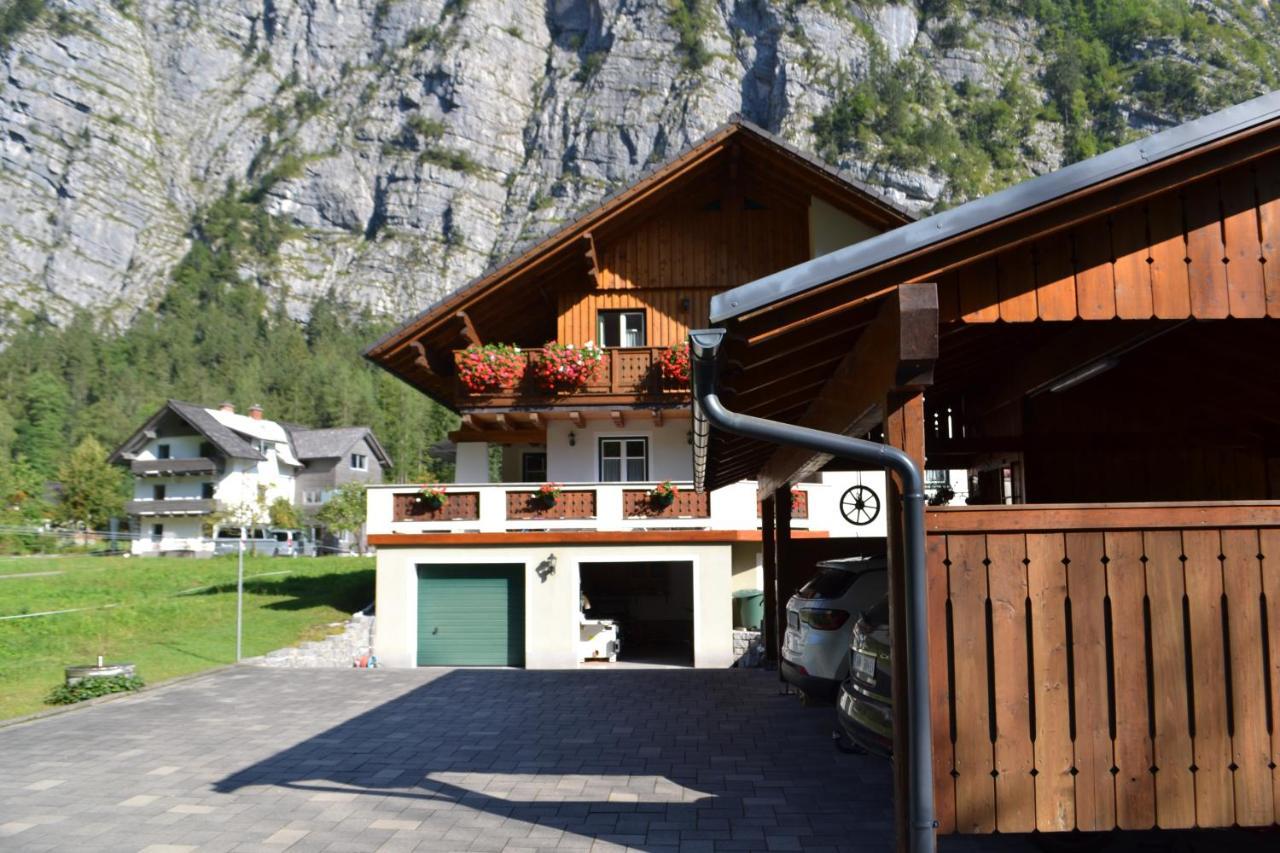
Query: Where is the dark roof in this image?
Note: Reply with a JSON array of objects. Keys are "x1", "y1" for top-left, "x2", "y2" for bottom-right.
[
  {"x1": 286, "y1": 426, "x2": 392, "y2": 468},
  {"x1": 364, "y1": 116, "x2": 915, "y2": 362},
  {"x1": 710, "y1": 90, "x2": 1280, "y2": 324},
  {"x1": 109, "y1": 400, "x2": 264, "y2": 463}
]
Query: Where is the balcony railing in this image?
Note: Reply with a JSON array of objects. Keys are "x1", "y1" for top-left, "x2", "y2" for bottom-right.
[
  {"x1": 130, "y1": 458, "x2": 219, "y2": 477},
  {"x1": 125, "y1": 498, "x2": 221, "y2": 517},
  {"x1": 454, "y1": 346, "x2": 687, "y2": 406},
  {"x1": 367, "y1": 481, "x2": 824, "y2": 535}
]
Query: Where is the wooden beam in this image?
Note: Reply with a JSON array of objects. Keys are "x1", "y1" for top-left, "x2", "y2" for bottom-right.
[
  {"x1": 756, "y1": 282, "x2": 938, "y2": 496},
  {"x1": 652, "y1": 408, "x2": 663, "y2": 427},
  {"x1": 610, "y1": 410, "x2": 625, "y2": 428},
  {"x1": 885, "y1": 389, "x2": 925, "y2": 853},
  {"x1": 460, "y1": 414, "x2": 486, "y2": 432},
  {"x1": 448, "y1": 428, "x2": 545, "y2": 445},
  {"x1": 527, "y1": 413, "x2": 544, "y2": 430},
  {"x1": 772, "y1": 485, "x2": 792, "y2": 672},
  {"x1": 409, "y1": 341, "x2": 436, "y2": 377},
  {"x1": 493, "y1": 414, "x2": 512, "y2": 431},
  {"x1": 569, "y1": 411, "x2": 585, "y2": 428},
  {"x1": 455, "y1": 310, "x2": 481, "y2": 347},
  {"x1": 761, "y1": 496, "x2": 778, "y2": 665},
  {"x1": 582, "y1": 232, "x2": 600, "y2": 288}
]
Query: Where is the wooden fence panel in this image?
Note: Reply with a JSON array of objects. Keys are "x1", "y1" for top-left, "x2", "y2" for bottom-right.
[
  {"x1": 1026, "y1": 532, "x2": 1076, "y2": 831},
  {"x1": 1104, "y1": 531, "x2": 1156, "y2": 829},
  {"x1": 1144, "y1": 530, "x2": 1197, "y2": 828},
  {"x1": 987, "y1": 534, "x2": 1035, "y2": 832},
  {"x1": 927, "y1": 512, "x2": 1280, "y2": 835},
  {"x1": 1066, "y1": 532, "x2": 1115, "y2": 831},
  {"x1": 1220, "y1": 529, "x2": 1272, "y2": 826},
  {"x1": 947, "y1": 534, "x2": 996, "y2": 833}
]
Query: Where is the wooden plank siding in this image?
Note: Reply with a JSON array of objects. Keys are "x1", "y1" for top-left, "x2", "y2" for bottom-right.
[
  {"x1": 927, "y1": 504, "x2": 1280, "y2": 834},
  {"x1": 558, "y1": 200, "x2": 809, "y2": 346},
  {"x1": 939, "y1": 158, "x2": 1280, "y2": 322}
]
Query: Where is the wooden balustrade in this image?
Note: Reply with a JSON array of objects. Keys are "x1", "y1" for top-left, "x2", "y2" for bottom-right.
[
  {"x1": 622, "y1": 489, "x2": 710, "y2": 519},
  {"x1": 506, "y1": 489, "x2": 597, "y2": 520},
  {"x1": 454, "y1": 346, "x2": 687, "y2": 404},
  {"x1": 925, "y1": 501, "x2": 1280, "y2": 834},
  {"x1": 393, "y1": 492, "x2": 480, "y2": 522},
  {"x1": 756, "y1": 490, "x2": 809, "y2": 519}
]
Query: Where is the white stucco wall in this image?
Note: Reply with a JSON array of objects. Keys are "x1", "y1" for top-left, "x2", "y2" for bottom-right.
[
  {"x1": 544, "y1": 417, "x2": 693, "y2": 483},
  {"x1": 455, "y1": 442, "x2": 491, "y2": 483},
  {"x1": 730, "y1": 542, "x2": 764, "y2": 594},
  {"x1": 499, "y1": 443, "x2": 548, "y2": 482},
  {"x1": 374, "y1": 542, "x2": 734, "y2": 670},
  {"x1": 133, "y1": 435, "x2": 206, "y2": 461},
  {"x1": 809, "y1": 196, "x2": 880, "y2": 258}
]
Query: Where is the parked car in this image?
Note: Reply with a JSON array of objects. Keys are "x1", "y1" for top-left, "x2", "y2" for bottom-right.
[
  {"x1": 781, "y1": 555, "x2": 887, "y2": 701},
  {"x1": 835, "y1": 593, "x2": 893, "y2": 756},
  {"x1": 214, "y1": 528, "x2": 313, "y2": 557}
]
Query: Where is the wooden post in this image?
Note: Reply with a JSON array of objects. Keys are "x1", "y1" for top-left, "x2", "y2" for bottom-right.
[
  {"x1": 885, "y1": 390, "x2": 926, "y2": 853},
  {"x1": 761, "y1": 495, "x2": 778, "y2": 665},
  {"x1": 774, "y1": 484, "x2": 793, "y2": 674}
]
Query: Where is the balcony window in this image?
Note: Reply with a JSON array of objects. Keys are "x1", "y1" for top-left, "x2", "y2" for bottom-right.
[
  {"x1": 521, "y1": 452, "x2": 547, "y2": 483},
  {"x1": 153, "y1": 484, "x2": 166, "y2": 500},
  {"x1": 597, "y1": 310, "x2": 646, "y2": 348},
  {"x1": 157, "y1": 444, "x2": 171, "y2": 459},
  {"x1": 599, "y1": 437, "x2": 648, "y2": 482},
  {"x1": 351, "y1": 453, "x2": 368, "y2": 471},
  {"x1": 202, "y1": 483, "x2": 215, "y2": 500}
]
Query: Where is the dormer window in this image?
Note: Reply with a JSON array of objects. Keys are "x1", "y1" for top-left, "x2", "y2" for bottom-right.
[
  {"x1": 254, "y1": 439, "x2": 272, "y2": 455},
  {"x1": 597, "y1": 310, "x2": 645, "y2": 348},
  {"x1": 351, "y1": 453, "x2": 368, "y2": 471}
]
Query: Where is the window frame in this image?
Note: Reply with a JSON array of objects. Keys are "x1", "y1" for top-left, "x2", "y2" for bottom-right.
[
  {"x1": 153, "y1": 484, "x2": 166, "y2": 501},
  {"x1": 201, "y1": 482, "x2": 216, "y2": 500},
  {"x1": 597, "y1": 436, "x2": 649, "y2": 483},
  {"x1": 157, "y1": 443, "x2": 171, "y2": 459},
  {"x1": 350, "y1": 453, "x2": 368, "y2": 471},
  {"x1": 596, "y1": 309, "x2": 647, "y2": 348},
  {"x1": 521, "y1": 451, "x2": 548, "y2": 483},
  {"x1": 150, "y1": 523, "x2": 164, "y2": 540}
]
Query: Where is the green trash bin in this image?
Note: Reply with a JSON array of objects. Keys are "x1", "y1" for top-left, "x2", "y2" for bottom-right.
[{"x1": 732, "y1": 589, "x2": 765, "y2": 631}]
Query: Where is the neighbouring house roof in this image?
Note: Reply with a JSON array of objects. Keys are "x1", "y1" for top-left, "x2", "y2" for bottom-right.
[
  {"x1": 109, "y1": 401, "x2": 388, "y2": 471},
  {"x1": 709, "y1": 90, "x2": 1280, "y2": 324},
  {"x1": 287, "y1": 426, "x2": 392, "y2": 469},
  {"x1": 363, "y1": 117, "x2": 916, "y2": 408}
]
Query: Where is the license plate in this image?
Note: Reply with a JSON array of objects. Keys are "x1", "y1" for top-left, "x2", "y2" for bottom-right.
[
  {"x1": 786, "y1": 610, "x2": 799, "y2": 629},
  {"x1": 852, "y1": 650, "x2": 877, "y2": 683}
]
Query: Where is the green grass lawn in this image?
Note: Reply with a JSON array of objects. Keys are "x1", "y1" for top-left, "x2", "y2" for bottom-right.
[{"x1": 0, "y1": 554, "x2": 373, "y2": 720}]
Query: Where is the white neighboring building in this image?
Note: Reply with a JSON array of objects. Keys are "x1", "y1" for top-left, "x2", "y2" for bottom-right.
[{"x1": 109, "y1": 401, "x2": 386, "y2": 555}]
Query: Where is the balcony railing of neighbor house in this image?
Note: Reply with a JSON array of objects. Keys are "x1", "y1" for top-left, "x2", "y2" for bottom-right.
[
  {"x1": 924, "y1": 500, "x2": 1280, "y2": 835},
  {"x1": 454, "y1": 346, "x2": 687, "y2": 405},
  {"x1": 369, "y1": 481, "x2": 817, "y2": 535},
  {"x1": 130, "y1": 458, "x2": 219, "y2": 477},
  {"x1": 125, "y1": 498, "x2": 221, "y2": 516}
]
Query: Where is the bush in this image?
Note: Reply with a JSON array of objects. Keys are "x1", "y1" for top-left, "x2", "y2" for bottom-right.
[{"x1": 46, "y1": 675, "x2": 145, "y2": 706}]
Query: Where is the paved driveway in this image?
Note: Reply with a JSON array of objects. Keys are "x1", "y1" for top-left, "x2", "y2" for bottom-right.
[
  {"x1": 1, "y1": 667, "x2": 905, "y2": 852},
  {"x1": 0, "y1": 666, "x2": 1255, "y2": 853}
]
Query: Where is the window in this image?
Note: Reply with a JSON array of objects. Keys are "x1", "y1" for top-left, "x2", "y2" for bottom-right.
[
  {"x1": 350, "y1": 453, "x2": 368, "y2": 471},
  {"x1": 201, "y1": 483, "x2": 215, "y2": 500},
  {"x1": 599, "y1": 438, "x2": 648, "y2": 482},
  {"x1": 521, "y1": 452, "x2": 547, "y2": 483},
  {"x1": 153, "y1": 484, "x2": 166, "y2": 501},
  {"x1": 303, "y1": 490, "x2": 323, "y2": 504},
  {"x1": 151, "y1": 523, "x2": 163, "y2": 540},
  {"x1": 157, "y1": 444, "x2": 171, "y2": 459},
  {"x1": 597, "y1": 310, "x2": 646, "y2": 347},
  {"x1": 198, "y1": 441, "x2": 215, "y2": 458},
  {"x1": 253, "y1": 439, "x2": 272, "y2": 455}
]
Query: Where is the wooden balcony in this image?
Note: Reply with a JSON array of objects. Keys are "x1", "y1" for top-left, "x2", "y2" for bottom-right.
[
  {"x1": 130, "y1": 457, "x2": 219, "y2": 477},
  {"x1": 454, "y1": 346, "x2": 688, "y2": 408}
]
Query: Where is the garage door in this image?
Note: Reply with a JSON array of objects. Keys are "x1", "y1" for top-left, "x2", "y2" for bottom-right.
[{"x1": 416, "y1": 565, "x2": 524, "y2": 666}]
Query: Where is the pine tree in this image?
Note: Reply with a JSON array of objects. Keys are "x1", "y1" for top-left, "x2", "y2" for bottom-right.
[{"x1": 14, "y1": 370, "x2": 70, "y2": 480}]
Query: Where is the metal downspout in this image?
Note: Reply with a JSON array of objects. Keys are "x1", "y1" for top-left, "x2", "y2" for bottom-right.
[{"x1": 688, "y1": 329, "x2": 936, "y2": 853}]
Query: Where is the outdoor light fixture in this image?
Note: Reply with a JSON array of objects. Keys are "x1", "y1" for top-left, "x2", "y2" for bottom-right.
[
  {"x1": 568, "y1": 430, "x2": 576, "y2": 446},
  {"x1": 686, "y1": 429, "x2": 694, "y2": 445},
  {"x1": 535, "y1": 553, "x2": 556, "y2": 581}
]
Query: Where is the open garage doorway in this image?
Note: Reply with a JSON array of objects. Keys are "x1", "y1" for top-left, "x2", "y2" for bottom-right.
[{"x1": 579, "y1": 561, "x2": 693, "y2": 667}]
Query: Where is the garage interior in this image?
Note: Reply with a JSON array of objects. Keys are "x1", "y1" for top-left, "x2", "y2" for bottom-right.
[{"x1": 579, "y1": 561, "x2": 694, "y2": 666}]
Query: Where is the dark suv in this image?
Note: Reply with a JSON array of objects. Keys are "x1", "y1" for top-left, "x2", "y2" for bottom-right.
[{"x1": 835, "y1": 593, "x2": 893, "y2": 757}]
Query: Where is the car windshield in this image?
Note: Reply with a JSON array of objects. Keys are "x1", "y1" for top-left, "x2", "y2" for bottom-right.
[{"x1": 795, "y1": 567, "x2": 857, "y2": 600}]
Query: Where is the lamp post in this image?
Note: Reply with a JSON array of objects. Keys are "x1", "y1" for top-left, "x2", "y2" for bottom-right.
[{"x1": 236, "y1": 532, "x2": 245, "y2": 662}]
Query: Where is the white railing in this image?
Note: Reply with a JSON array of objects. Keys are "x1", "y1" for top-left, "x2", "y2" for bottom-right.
[{"x1": 365, "y1": 480, "x2": 827, "y2": 536}]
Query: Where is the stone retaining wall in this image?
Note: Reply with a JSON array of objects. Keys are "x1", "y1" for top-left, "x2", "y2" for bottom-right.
[{"x1": 245, "y1": 613, "x2": 375, "y2": 668}]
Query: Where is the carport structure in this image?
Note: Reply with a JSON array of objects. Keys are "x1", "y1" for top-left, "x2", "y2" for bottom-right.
[{"x1": 694, "y1": 91, "x2": 1280, "y2": 850}]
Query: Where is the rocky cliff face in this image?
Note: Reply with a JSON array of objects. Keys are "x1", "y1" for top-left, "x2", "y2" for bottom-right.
[{"x1": 1, "y1": 0, "x2": 1277, "y2": 330}]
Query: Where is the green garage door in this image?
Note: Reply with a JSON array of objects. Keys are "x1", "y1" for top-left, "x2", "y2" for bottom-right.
[{"x1": 416, "y1": 565, "x2": 525, "y2": 666}]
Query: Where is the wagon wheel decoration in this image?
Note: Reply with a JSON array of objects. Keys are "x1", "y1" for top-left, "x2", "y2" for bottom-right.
[{"x1": 839, "y1": 485, "x2": 880, "y2": 526}]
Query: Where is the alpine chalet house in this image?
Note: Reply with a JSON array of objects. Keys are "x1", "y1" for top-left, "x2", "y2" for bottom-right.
[
  {"x1": 363, "y1": 119, "x2": 911, "y2": 669},
  {"x1": 110, "y1": 401, "x2": 389, "y2": 555}
]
